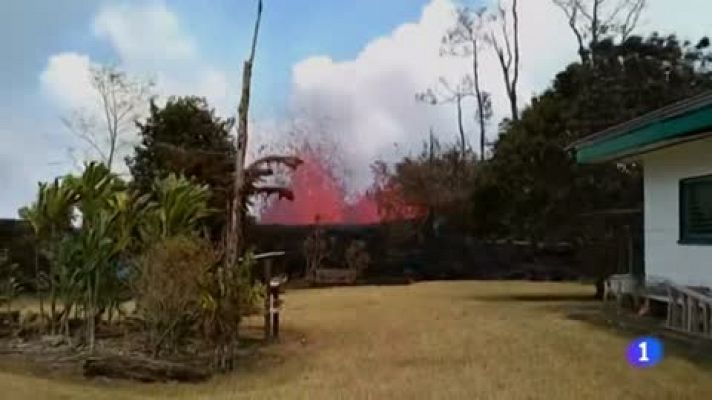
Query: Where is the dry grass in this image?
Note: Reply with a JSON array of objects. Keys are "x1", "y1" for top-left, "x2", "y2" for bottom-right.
[{"x1": 2, "y1": 281, "x2": 712, "y2": 399}]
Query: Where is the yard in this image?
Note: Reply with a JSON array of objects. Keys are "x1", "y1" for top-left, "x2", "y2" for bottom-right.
[{"x1": 2, "y1": 281, "x2": 712, "y2": 399}]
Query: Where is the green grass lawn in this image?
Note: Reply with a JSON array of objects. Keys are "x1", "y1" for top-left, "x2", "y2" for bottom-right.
[{"x1": 2, "y1": 281, "x2": 712, "y2": 399}]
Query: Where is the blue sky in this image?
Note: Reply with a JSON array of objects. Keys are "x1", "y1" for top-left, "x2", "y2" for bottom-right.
[
  {"x1": 2, "y1": 0, "x2": 711, "y2": 218},
  {"x1": 0, "y1": 0, "x2": 432, "y2": 217},
  {"x1": 2, "y1": 0, "x2": 431, "y2": 119}
]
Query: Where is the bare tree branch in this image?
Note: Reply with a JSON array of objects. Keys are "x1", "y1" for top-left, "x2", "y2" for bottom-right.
[
  {"x1": 601, "y1": 1, "x2": 627, "y2": 29},
  {"x1": 62, "y1": 117, "x2": 108, "y2": 162},
  {"x1": 591, "y1": 0, "x2": 600, "y2": 45},
  {"x1": 512, "y1": 0, "x2": 520, "y2": 116},
  {"x1": 63, "y1": 65, "x2": 152, "y2": 171},
  {"x1": 551, "y1": 0, "x2": 647, "y2": 63},
  {"x1": 486, "y1": 0, "x2": 520, "y2": 121},
  {"x1": 434, "y1": 6, "x2": 492, "y2": 160},
  {"x1": 416, "y1": 75, "x2": 474, "y2": 160},
  {"x1": 554, "y1": 0, "x2": 588, "y2": 63},
  {"x1": 456, "y1": 93, "x2": 466, "y2": 157},
  {"x1": 499, "y1": 4, "x2": 514, "y2": 70},
  {"x1": 620, "y1": 0, "x2": 645, "y2": 40}
]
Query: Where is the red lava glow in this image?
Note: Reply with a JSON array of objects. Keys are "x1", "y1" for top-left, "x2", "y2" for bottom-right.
[{"x1": 259, "y1": 151, "x2": 421, "y2": 226}]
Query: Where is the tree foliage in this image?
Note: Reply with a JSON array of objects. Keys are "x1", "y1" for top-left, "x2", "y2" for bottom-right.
[
  {"x1": 147, "y1": 174, "x2": 213, "y2": 239},
  {"x1": 374, "y1": 136, "x2": 478, "y2": 236},
  {"x1": 19, "y1": 161, "x2": 214, "y2": 350},
  {"x1": 135, "y1": 235, "x2": 217, "y2": 357},
  {"x1": 127, "y1": 96, "x2": 234, "y2": 238},
  {"x1": 11, "y1": 0, "x2": 277, "y2": 372},
  {"x1": 471, "y1": 33, "x2": 712, "y2": 242}
]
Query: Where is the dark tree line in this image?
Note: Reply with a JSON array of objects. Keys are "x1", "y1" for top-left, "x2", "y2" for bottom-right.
[
  {"x1": 383, "y1": 33, "x2": 712, "y2": 248},
  {"x1": 472, "y1": 33, "x2": 712, "y2": 242}
]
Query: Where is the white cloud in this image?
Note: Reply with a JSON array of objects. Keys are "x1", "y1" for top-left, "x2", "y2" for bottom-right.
[
  {"x1": 39, "y1": 52, "x2": 97, "y2": 110},
  {"x1": 289, "y1": 0, "x2": 471, "y2": 190},
  {"x1": 31, "y1": 0, "x2": 712, "y2": 204},
  {"x1": 37, "y1": 1, "x2": 235, "y2": 178},
  {"x1": 88, "y1": 1, "x2": 233, "y2": 114},
  {"x1": 89, "y1": 1, "x2": 235, "y2": 113},
  {"x1": 40, "y1": 2, "x2": 234, "y2": 115},
  {"x1": 93, "y1": 2, "x2": 196, "y2": 66},
  {"x1": 286, "y1": 0, "x2": 581, "y2": 191},
  {"x1": 286, "y1": 0, "x2": 712, "y2": 192}
]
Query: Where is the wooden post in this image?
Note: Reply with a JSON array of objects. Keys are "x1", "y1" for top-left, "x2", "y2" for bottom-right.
[
  {"x1": 686, "y1": 296, "x2": 693, "y2": 332},
  {"x1": 271, "y1": 283, "x2": 280, "y2": 339},
  {"x1": 666, "y1": 285, "x2": 673, "y2": 327},
  {"x1": 264, "y1": 258, "x2": 272, "y2": 341},
  {"x1": 701, "y1": 303, "x2": 709, "y2": 335}
]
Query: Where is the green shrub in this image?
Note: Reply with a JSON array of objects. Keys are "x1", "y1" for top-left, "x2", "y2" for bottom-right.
[{"x1": 135, "y1": 235, "x2": 217, "y2": 357}]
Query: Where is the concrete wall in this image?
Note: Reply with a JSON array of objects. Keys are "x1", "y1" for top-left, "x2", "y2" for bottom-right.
[{"x1": 641, "y1": 136, "x2": 712, "y2": 287}]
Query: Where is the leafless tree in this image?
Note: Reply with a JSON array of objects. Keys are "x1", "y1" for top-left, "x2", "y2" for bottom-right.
[
  {"x1": 226, "y1": 0, "x2": 301, "y2": 262},
  {"x1": 552, "y1": 0, "x2": 646, "y2": 64},
  {"x1": 485, "y1": 0, "x2": 520, "y2": 122},
  {"x1": 442, "y1": 6, "x2": 493, "y2": 160},
  {"x1": 226, "y1": 0, "x2": 264, "y2": 269},
  {"x1": 216, "y1": 3, "x2": 303, "y2": 369},
  {"x1": 63, "y1": 66, "x2": 153, "y2": 172},
  {"x1": 417, "y1": 76, "x2": 476, "y2": 160}
]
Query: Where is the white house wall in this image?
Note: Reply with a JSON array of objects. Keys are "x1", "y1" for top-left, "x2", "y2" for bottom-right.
[{"x1": 641, "y1": 136, "x2": 712, "y2": 287}]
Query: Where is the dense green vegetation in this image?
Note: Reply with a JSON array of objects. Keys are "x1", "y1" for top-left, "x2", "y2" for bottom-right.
[
  {"x1": 127, "y1": 97, "x2": 235, "y2": 239},
  {"x1": 377, "y1": 33, "x2": 712, "y2": 248},
  {"x1": 471, "y1": 34, "x2": 712, "y2": 242}
]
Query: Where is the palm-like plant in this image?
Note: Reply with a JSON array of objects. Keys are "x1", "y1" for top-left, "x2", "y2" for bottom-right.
[
  {"x1": 78, "y1": 210, "x2": 115, "y2": 350},
  {"x1": 19, "y1": 179, "x2": 78, "y2": 238},
  {"x1": 64, "y1": 163, "x2": 132, "y2": 350},
  {"x1": 54, "y1": 210, "x2": 116, "y2": 349},
  {"x1": 103, "y1": 190, "x2": 154, "y2": 322},
  {"x1": 107, "y1": 191, "x2": 154, "y2": 251},
  {"x1": 19, "y1": 177, "x2": 78, "y2": 333},
  {"x1": 64, "y1": 162, "x2": 125, "y2": 221},
  {"x1": 54, "y1": 233, "x2": 89, "y2": 339},
  {"x1": 20, "y1": 160, "x2": 215, "y2": 351},
  {"x1": 150, "y1": 174, "x2": 213, "y2": 239}
]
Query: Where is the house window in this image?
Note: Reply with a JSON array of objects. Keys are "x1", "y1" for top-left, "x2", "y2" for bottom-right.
[{"x1": 680, "y1": 174, "x2": 712, "y2": 244}]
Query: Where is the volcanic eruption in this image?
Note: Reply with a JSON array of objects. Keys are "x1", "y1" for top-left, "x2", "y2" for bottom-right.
[{"x1": 259, "y1": 150, "x2": 382, "y2": 225}]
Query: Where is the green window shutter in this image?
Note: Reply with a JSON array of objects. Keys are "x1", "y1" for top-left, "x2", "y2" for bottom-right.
[{"x1": 680, "y1": 175, "x2": 712, "y2": 244}]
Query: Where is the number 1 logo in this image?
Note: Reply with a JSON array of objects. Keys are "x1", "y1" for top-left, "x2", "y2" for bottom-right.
[
  {"x1": 638, "y1": 341, "x2": 649, "y2": 362},
  {"x1": 627, "y1": 337, "x2": 663, "y2": 368}
]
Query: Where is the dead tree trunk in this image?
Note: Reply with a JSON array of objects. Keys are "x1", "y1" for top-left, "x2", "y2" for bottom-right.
[
  {"x1": 456, "y1": 93, "x2": 466, "y2": 160},
  {"x1": 471, "y1": 37, "x2": 487, "y2": 160},
  {"x1": 219, "y1": 0, "x2": 263, "y2": 370},
  {"x1": 488, "y1": 0, "x2": 520, "y2": 122},
  {"x1": 83, "y1": 356, "x2": 210, "y2": 383},
  {"x1": 226, "y1": 0, "x2": 263, "y2": 268}
]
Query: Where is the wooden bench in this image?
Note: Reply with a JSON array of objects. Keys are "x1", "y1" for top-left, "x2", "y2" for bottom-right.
[
  {"x1": 603, "y1": 274, "x2": 637, "y2": 303},
  {"x1": 313, "y1": 269, "x2": 358, "y2": 285}
]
